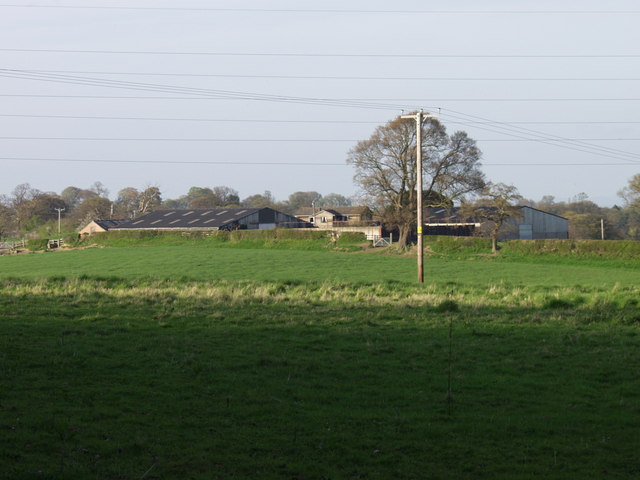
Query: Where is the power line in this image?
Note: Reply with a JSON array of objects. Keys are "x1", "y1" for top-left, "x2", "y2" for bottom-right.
[
  {"x1": 443, "y1": 112, "x2": 640, "y2": 163},
  {"x1": 0, "y1": 156, "x2": 636, "y2": 167},
  {"x1": 0, "y1": 70, "x2": 414, "y2": 111},
  {"x1": 0, "y1": 113, "x2": 637, "y2": 126},
  {"x1": 439, "y1": 109, "x2": 640, "y2": 164},
  {"x1": 479, "y1": 138, "x2": 640, "y2": 142},
  {"x1": 6, "y1": 68, "x2": 640, "y2": 82},
  {"x1": 3, "y1": 94, "x2": 639, "y2": 103},
  {"x1": 0, "y1": 136, "x2": 359, "y2": 142},
  {"x1": 0, "y1": 113, "x2": 382, "y2": 124},
  {"x1": 0, "y1": 156, "x2": 347, "y2": 166},
  {"x1": 438, "y1": 111, "x2": 640, "y2": 164},
  {"x1": 1, "y1": 48, "x2": 637, "y2": 58},
  {"x1": 0, "y1": 5, "x2": 637, "y2": 14},
  {"x1": 0, "y1": 71, "x2": 634, "y2": 103},
  {"x1": 483, "y1": 162, "x2": 640, "y2": 166},
  {"x1": 1, "y1": 69, "x2": 638, "y2": 164},
  {"x1": 1, "y1": 136, "x2": 639, "y2": 142},
  {"x1": 457, "y1": 121, "x2": 640, "y2": 125},
  {"x1": 2, "y1": 92, "x2": 639, "y2": 104}
]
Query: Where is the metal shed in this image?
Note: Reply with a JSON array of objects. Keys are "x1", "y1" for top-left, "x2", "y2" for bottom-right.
[
  {"x1": 424, "y1": 206, "x2": 569, "y2": 240},
  {"x1": 506, "y1": 206, "x2": 569, "y2": 240}
]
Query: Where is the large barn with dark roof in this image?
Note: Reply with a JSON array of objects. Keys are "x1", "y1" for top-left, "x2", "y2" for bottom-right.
[
  {"x1": 78, "y1": 219, "x2": 129, "y2": 236},
  {"x1": 110, "y1": 207, "x2": 310, "y2": 232}
]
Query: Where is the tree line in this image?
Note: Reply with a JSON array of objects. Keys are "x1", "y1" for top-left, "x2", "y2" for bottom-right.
[
  {"x1": 347, "y1": 114, "x2": 640, "y2": 245},
  {"x1": 0, "y1": 182, "x2": 352, "y2": 238},
  {"x1": 1, "y1": 113, "x2": 639, "y2": 243}
]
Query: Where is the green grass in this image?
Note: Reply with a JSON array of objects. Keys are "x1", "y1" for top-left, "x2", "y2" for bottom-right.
[
  {"x1": 1, "y1": 245, "x2": 639, "y2": 287},
  {"x1": 1, "y1": 237, "x2": 639, "y2": 478}
]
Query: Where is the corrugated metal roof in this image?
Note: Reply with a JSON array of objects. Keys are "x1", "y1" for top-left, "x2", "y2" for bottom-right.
[
  {"x1": 113, "y1": 208, "x2": 264, "y2": 230},
  {"x1": 94, "y1": 219, "x2": 129, "y2": 230}
]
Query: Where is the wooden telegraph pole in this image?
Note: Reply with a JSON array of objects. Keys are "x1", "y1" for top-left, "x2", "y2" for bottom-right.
[
  {"x1": 401, "y1": 110, "x2": 437, "y2": 283},
  {"x1": 54, "y1": 207, "x2": 65, "y2": 234}
]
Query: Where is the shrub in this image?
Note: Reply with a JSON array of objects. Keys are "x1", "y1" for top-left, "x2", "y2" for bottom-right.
[
  {"x1": 26, "y1": 238, "x2": 49, "y2": 251},
  {"x1": 435, "y1": 300, "x2": 460, "y2": 312},
  {"x1": 502, "y1": 239, "x2": 640, "y2": 259},
  {"x1": 336, "y1": 232, "x2": 367, "y2": 243},
  {"x1": 425, "y1": 236, "x2": 493, "y2": 254}
]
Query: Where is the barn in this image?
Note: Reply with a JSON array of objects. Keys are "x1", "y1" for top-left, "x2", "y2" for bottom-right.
[
  {"x1": 424, "y1": 206, "x2": 569, "y2": 240},
  {"x1": 110, "y1": 207, "x2": 311, "y2": 232},
  {"x1": 78, "y1": 219, "x2": 128, "y2": 236}
]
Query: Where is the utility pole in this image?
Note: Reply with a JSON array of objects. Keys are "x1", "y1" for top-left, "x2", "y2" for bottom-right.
[
  {"x1": 54, "y1": 207, "x2": 65, "y2": 234},
  {"x1": 401, "y1": 109, "x2": 437, "y2": 283},
  {"x1": 601, "y1": 218, "x2": 605, "y2": 240}
]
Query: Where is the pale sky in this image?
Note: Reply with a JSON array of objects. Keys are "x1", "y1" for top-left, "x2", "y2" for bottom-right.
[{"x1": 0, "y1": 0, "x2": 638, "y2": 206}]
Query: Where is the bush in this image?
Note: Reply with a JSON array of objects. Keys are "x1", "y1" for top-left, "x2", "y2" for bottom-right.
[
  {"x1": 501, "y1": 239, "x2": 640, "y2": 259},
  {"x1": 425, "y1": 236, "x2": 493, "y2": 254},
  {"x1": 336, "y1": 232, "x2": 367, "y2": 243},
  {"x1": 26, "y1": 238, "x2": 49, "y2": 251},
  {"x1": 80, "y1": 228, "x2": 355, "y2": 251}
]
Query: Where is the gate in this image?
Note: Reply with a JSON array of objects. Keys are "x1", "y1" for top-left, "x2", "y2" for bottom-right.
[{"x1": 372, "y1": 236, "x2": 392, "y2": 247}]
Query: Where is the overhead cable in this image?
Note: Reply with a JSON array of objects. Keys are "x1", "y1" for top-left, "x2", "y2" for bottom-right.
[
  {"x1": 0, "y1": 5, "x2": 638, "y2": 14},
  {"x1": 0, "y1": 48, "x2": 637, "y2": 58}
]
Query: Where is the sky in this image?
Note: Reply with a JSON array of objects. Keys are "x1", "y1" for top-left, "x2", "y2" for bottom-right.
[{"x1": 0, "y1": 0, "x2": 638, "y2": 206}]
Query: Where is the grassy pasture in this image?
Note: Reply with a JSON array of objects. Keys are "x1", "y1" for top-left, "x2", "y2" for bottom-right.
[
  {"x1": 1, "y1": 237, "x2": 639, "y2": 479},
  {"x1": 1, "y1": 245, "x2": 639, "y2": 288}
]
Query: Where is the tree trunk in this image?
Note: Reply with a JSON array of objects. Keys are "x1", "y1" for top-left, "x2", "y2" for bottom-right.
[
  {"x1": 397, "y1": 224, "x2": 410, "y2": 248},
  {"x1": 491, "y1": 222, "x2": 502, "y2": 253}
]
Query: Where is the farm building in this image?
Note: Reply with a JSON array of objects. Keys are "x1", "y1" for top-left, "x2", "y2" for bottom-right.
[
  {"x1": 78, "y1": 219, "x2": 128, "y2": 236},
  {"x1": 109, "y1": 207, "x2": 311, "y2": 232},
  {"x1": 294, "y1": 206, "x2": 382, "y2": 240},
  {"x1": 424, "y1": 206, "x2": 569, "y2": 240},
  {"x1": 294, "y1": 206, "x2": 373, "y2": 225}
]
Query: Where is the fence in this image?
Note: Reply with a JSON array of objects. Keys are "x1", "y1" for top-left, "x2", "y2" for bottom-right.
[
  {"x1": 48, "y1": 238, "x2": 64, "y2": 249},
  {"x1": 372, "y1": 236, "x2": 393, "y2": 247},
  {"x1": 0, "y1": 240, "x2": 25, "y2": 250}
]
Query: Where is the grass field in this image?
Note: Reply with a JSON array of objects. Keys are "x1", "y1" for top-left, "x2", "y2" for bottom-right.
[
  {"x1": 1, "y1": 236, "x2": 639, "y2": 479},
  {"x1": 1, "y1": 244, "x2": 639, "y2": 288}
]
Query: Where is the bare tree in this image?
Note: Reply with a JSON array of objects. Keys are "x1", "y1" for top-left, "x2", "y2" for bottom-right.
[
  {"x1": 10, "y1": 183, "x2": 40, "y2": 231},
  {"x1": 284, "y1": 191, "x2": 322, "y2": 214},
  {"x1": 90, "y1": 181, "x2": 109, "y2": 198},
  {"x1": 115, "y1": 187, "x2": 140, "y2": 218},
  {"x1": 138, "y1": 186, "x2": 162, "y2": 214},
  {"x1": 619, "y1": 173, "x2": 640, "y2": 208},
  {"x1": 60, "y1": 186, "x2": 84, "y2": 211},
  {"x1": 461, "y1": 182, "x2": 522, "y2": 253},
  {"x1": 186, "y1": 186, "x2": 239, "y2": 208},
  {"x1": 317, "y1": 193, "x2": 352, "y2": 207},
  {"x1": 73, "y1": 197, "x2": 112, "y2": 227},
  {"x1": 242, "y1": 190, "x2": 276, "y2": 208},
  {"x1": 0, "y1": 197, "x2": 15, "y2": 238},
  {"x1": 347, "y1": 114, "x2": 485, "y2": 247}
]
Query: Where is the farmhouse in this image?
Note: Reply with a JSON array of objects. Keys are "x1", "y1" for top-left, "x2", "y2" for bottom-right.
[
  {"x1": 294, "y1": 206, "x2": 383, "y2": 240},
  {"x1": 78, "y1": 219, "x2": 128, "y2": 236},
  {"x1": 294, "y1": 206, "x2": 373, "y2": 225},
  {"x1": 109, "y1": 207, "x2": 310, "y2": 232},
  {"x1": 424, "y1": 206, "x2": 569, "y2": 240}
]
